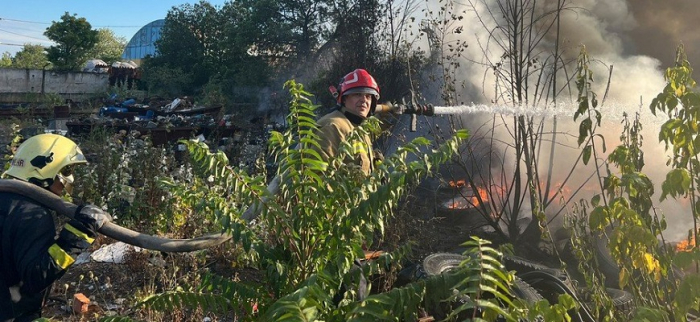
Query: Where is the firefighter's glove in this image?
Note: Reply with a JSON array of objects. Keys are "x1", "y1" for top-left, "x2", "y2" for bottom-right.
[
  {"x1": 72, "y1": 205, "x2": 112, "y2": 237},
  {"x1": 376, "y1": 102, "x2": 401, "y2": 127},
  {"x1": 53, "y1": 205, "x2": 111, "y2": 267}
]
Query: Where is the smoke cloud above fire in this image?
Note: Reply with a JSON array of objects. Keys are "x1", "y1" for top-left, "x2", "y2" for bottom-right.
[
  {"x1": 434, "y1": 0, "x2": 674, "y2": 105},
  {"x1": 412, "y1": 0, "x2": 696, "y2": 241},
  {"x1": 626, "y1": 0, "x2": 700, "y2": 70}
]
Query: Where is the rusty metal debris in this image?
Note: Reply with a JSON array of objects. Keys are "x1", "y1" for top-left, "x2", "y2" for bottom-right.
[{"x1": 66, "y1": 96, "x2": 242, "y2": 146}]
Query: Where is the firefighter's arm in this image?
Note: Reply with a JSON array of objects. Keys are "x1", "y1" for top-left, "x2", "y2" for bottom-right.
[
  {"x1": 15, "y1": 205, "x2": 110, "y2": 293},
  {"x1": 53, "y1": 205, "x2": 110, "y2": 266},
  {"x1": 375, "y1": 102, "x2": 401, "y2": 131}
]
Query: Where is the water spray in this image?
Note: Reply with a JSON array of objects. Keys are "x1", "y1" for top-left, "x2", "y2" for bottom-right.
[
  {"x1": 378, "y1": 99, "x2": 662, "y2": 129},
  {"x1": 374, "y1": 88, "x2": 666, "y2": 133}
]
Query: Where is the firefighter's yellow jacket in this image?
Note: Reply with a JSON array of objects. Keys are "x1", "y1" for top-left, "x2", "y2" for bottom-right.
[{"x1": 316, "y1": 107, "x2": 374, "y2": 175}]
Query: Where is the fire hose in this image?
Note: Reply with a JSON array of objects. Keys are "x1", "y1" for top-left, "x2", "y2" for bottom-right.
[
  {"x1": 0, "y1": 179, "x2": 232, "y2": 252},
  {"x1": 374, "y1": 91, "x2": 435, "y2": 132}
]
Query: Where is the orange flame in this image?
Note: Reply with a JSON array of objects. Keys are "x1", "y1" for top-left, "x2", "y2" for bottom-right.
[
  {"x1": 677, "y1": 237, "x2": 696, "y2": 252},
  {"x1": 447, "y1": 179, "x2": 577, "y2": 207},
  {"x1": 542, "y1": 181, "x2": 573, "y2": 201},
  {"x1": 449, "y1": 180, "x2": 467, "y2": 188},
  {"x1": 444, "y1": 182, "x2": 489, "y2": 209}
]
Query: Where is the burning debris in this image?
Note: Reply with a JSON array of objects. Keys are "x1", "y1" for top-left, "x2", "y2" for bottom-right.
[{"x1": 441, "y1": 180, "x2": 490, "y2": 210}]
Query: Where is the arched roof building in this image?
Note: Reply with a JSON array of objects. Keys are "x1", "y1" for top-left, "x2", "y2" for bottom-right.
[{"x1": 121, "y1": 19, "x2": 165, "y2": 62}]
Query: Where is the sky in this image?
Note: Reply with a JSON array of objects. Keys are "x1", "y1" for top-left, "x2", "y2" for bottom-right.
[{"x1": 0, "y1": 0, "x2": 228, "y2": 56}]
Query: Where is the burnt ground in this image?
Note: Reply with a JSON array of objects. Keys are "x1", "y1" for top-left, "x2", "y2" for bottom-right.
[{"x1": 40, "y1": 180, "x2": 509, "y2": 321}]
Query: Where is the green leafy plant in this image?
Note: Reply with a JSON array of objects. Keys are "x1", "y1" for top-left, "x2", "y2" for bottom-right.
[
  {"x1": 2, "y1": 123, "x2": 22, "y2": 172},
  {"x1": 566, "y1": 46, "x2": 657, "y2": 322},
  {"x1": 120, "y1": 79, "x2": 469, "y2": 320},
  {"x1": 648, "y1": 45, "x2": 700, "y2": 321},
  {"x1": 566, "y1": 45, "x2": 700, "y2": 321},
  {"x1": 72, "y1": 129, "x2": 178, "y2": 232}
]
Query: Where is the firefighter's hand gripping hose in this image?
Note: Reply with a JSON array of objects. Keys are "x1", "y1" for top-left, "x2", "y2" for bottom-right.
[
  {"x1": 74, "y1": 204, "x2": 112, "y2": 235},
  {"x1": 0, "y1": 179, "x2": 232, "y2": 252},
  {"x1": 374, "y1": 91, "x2": 436, "y2": 132}
]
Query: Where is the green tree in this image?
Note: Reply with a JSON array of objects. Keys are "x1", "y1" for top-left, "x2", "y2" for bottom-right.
[
  {"x1": 150, "y1": 1, "x2": 232, "y2": 94},
  {"x1": 148, "y1": 1, "x2": 272, "y2": 97},
  {"x1": 308, "y1": 0, "x2": 387, "y2": 108},
  {"x1": 232, "y1": 0, "x2": 331, "y2": 66},
  {"x1": 44, "y1": 12, "x2": 99, "y2": 71},
  {"x1": 0, "y1": 52, "x2": 11, "y2": 67},
  {"x1": 278, "y1": 0, "x2": 332, "y2": 62},
  {"x1": 328, "y1": 0, "x2": 383, "y2": 72},
  {"x1": 12, "y1": 44, "x2": 50, "y2": 69},
  {"x1": 140, "y1": 64, "x2": 192, "y2": 97},
  {"x1": 85, "y1": 28, "x2": 126, "y2": 64}
]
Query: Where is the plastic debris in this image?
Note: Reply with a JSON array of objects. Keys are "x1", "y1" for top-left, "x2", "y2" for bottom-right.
[
  {"x1": 74, "y1": 252, "x2": 91, "y2": 265},
  {"x1": 90, "y1": 242, "x2": 143, "y2": 263}
]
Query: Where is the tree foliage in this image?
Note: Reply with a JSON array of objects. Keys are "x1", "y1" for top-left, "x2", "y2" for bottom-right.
[
  {"x1": 144, "y1": 0, "x2": 271, "y2": 98},
  {"x1": 129, "y1": 80, "x2": 473, "y2": 320},
  {"x1": 86, "y1": 28, "x2": 126, "y2": 64},
  {"x1": 649, "y1": 46, "x2": 700, "y2": 321},
  {"x1": 0, "y1": 52, "x2": 11, "y2": 67},
  {"x1": 328, "y1": 0, "x2": 383, "y2": 72},
  {"x1": 563, "y1": 45, "x2": 700, "y2": 321},
  {"x1": 144, "y1": 0, "x2": 425, "y2": 109},
  {"x1": 44, "y1": 12, "x2": 99, "y2": 71},
  {"x1": 12, "y1": 44, "x2": 50, "y2": 69}
]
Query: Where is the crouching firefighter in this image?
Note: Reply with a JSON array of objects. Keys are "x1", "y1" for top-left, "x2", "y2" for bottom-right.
[{"x1": 0, "y1": 134, "x2": 111, "y2": 321}]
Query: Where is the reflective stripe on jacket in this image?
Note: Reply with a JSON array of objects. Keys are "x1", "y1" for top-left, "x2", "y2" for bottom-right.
[{"x1": 0, "y1": 192, "x2": 93, "y2": 321}]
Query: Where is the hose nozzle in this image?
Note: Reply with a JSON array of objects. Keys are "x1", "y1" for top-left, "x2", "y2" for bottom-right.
[
  {"x1": 375, "y1": 91, "x2": 435, "y2": 132},
  {"x1": 375, "y1": 102, "x2": 434, "y2": 116},
  {"x1": 375, "y1": 103, "x2": 399, "y2": 114},
  {"x1": 402, "y1": 103, "x2": 434, "y2": 116}
]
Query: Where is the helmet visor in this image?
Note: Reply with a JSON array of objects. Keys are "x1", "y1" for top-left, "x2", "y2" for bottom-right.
[{"x1": 343, "y1": 87, "x2": 379, "y2": 98}]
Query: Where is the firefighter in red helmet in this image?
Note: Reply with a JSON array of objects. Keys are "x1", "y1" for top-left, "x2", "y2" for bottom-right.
[{"x1": 316, "y1": 69, "x2": 381, "y2": 175}]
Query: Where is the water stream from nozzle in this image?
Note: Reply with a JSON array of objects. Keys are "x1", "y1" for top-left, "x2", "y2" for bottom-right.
[
  {"x1": 431, "y1": 104, "x2": 574, "y2": 117},
  {"x1": 430, "y1": 102, "x2": 664, "y2": 125}
]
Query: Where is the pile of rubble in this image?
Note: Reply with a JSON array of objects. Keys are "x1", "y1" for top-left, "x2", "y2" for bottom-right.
[
  {"x1": 67, "y1": 96, "x2": 238, "y2": 146},
  {"x1": 63, "y1": 94, "x2": 287, "y2": 172}
]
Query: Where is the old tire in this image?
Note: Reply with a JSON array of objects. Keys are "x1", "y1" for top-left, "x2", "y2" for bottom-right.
[
  {"x1": 422, "y1": 253, "x2": 543, "y2": 304},
  {"x1": 511, "y1": 276, "x2": 545, "y2": 304},
  {"x1": 593, "y1": 229, "x2": 621, "y2": 288},
  {"x1": 422, "y1": 253, "x2": 466, "y2": 276},
  {"x1": 579, "y1": 287, "x2": 634, "y2": 317},
  {"x1": 503, "y1": 255, "x2": 571, "y2": 283}
]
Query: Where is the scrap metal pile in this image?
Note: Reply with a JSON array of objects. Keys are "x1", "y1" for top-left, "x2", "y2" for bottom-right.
[{"x1": 67, "y1": 96, "x2": 240, "y2": 146}]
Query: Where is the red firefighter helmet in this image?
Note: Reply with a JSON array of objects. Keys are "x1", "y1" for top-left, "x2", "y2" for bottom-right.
[{"x1": 337, "y1": 69, "x2": 380, "y2": 113}]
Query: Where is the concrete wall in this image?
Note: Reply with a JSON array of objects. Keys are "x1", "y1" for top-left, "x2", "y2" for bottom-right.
[{"x1": 0, "y1": 68, "x2": 109, "y2": 103}]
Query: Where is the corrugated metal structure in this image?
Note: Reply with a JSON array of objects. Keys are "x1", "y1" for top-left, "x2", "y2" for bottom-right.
[{"x1": 121, "y1": 19, "x2": 165, "y2": 61}]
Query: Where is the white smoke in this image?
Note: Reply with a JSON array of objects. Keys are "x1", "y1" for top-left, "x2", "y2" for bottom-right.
[{"x1": 410, "y1": 0, "x2": 690, "y2": 241}]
